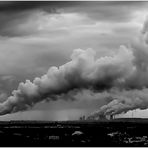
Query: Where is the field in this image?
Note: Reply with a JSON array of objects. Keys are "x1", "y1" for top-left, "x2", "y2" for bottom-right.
[{"x1": 1, "y1": 118, "x2": 148, "y2": 146}]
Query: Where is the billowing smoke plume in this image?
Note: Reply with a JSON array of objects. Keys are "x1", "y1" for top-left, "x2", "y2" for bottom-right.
[
  {"x1": 1, "y1": 17, "x2": 148, "y2": 117},
  {"x1": 87, "y1": 16, "x2": 148, "y2": 118},
  {"x1": 0, "y1": 45, "x2": 134, "y2": 115},
  {"x1": 87, "y1": 88, "x2": 148, "y2": 118}
]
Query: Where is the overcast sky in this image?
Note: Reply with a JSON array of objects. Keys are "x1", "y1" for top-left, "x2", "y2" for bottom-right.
[{"x1": 0, "y1": 1, "x2": 148, "y2": 121}]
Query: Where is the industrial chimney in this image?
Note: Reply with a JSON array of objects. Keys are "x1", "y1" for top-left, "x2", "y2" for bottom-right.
[
  {"x1": 99, "y1": 114, "x2": 106, "y2": 120},
  {"x1": 110, "y1": 115, "x2": 114, "y2": 120}
]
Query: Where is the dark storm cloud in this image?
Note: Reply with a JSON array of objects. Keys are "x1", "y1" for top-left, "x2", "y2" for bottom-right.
[
  {"x1": 63, "y1": 1, "x2": 148, "y2": 22},
  {"x1": 0, "y1": 1, "x2": 67, "y2": 12},
  {"x1": 0, "y1": 1, "x2": 63, "y2": 37},
  {"x1": 0, "y1": 1, "x2": 85, "y2": 37},
  {"x1": 0, "y1": 1, "x2": 147, "y2": 37}
]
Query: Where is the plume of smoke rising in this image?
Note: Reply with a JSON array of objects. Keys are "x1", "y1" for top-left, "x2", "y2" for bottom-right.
[
  {"x1": 86, "y1": 16, "x2": 148, "y2": 119},
  {"x1": 0, "y1": 45, "x2": 134, "y2": 115},
  {"x1": 2, "y1": 16, "x2": 148, "y2": 118},
  {"x1": 87, "y1": 88, "x2": 148, "y2": 118}
]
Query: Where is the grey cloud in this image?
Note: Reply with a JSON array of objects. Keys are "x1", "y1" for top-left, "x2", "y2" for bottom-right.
[
  {"x1": 65, "y1": 1, "x2": 148, "y2": 22},
  {"x1": 0, "y1": 1, "x2": 147, "y2": 37}
]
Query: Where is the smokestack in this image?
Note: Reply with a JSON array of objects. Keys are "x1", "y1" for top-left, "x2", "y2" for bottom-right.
[
  {"x1": 132, "y1": 111, "x2": 133, "y2": 118},
  {"x1": 99, "y1": 114, "x2": 106, "y2": 120},
  {"x1": 110, "y1": 114, "x2": 114, "y2": 120}
]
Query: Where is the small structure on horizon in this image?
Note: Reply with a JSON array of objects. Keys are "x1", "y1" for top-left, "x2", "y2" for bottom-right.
[
  {"x1": 79, "y1": 115, "x2": 85, "y2": 121},
  {"x1": 98, "y1": 114, "x2": 106, "y2": 120},
  {"x1": 80, "y1": 113, "x2": 117, "y2": 121},
  {"x1": 110, "y1": 114, "x2": 114, "y2": 120}
]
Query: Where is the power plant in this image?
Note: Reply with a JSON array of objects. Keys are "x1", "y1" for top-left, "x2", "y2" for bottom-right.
[
  {"x1": 79, "y1": 114, "x2": 115, "y2": 121},
  {"x1": 79, "y1": 109, "x2": 138, "y2": 121}
]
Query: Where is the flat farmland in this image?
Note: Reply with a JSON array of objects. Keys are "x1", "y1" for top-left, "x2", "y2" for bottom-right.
[{"x1": 0, "y1": 118, "x2": 148, "y2": 146}]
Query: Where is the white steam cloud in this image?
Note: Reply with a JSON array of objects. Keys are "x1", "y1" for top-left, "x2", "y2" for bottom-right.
[
  {"x1": 1, "y1": 17, "x2": 148, "y2": 118},
  {"x1": 87, "y1": 88, "x2": 148, "y2": 118}
]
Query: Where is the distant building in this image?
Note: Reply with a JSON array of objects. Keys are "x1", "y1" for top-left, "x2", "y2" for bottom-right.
[
  {"x1": 82, "y1": 113, "x2": 116, "y2": 121},
  {"x1": 79, "y1": 115, "x2": 85, "y2": 120},
  {"x1": 98, "y1": 114, "x2": 106, "y2": 120},
  {"x1": 110, "y1": 115, "x2": 114, "y2": 120}
]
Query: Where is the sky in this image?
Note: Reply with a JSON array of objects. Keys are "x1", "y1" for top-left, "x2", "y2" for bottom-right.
[{"x1": 0, "y1": 1, "x2": 148, "y2": 120}]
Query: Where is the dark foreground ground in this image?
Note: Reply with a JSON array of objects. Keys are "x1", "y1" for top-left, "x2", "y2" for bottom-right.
[{"x1": 1, "y1": 118, "x2": 148, "y2": 146}]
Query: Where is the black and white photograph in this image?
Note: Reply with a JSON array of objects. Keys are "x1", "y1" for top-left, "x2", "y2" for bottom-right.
[{"x1": 1, "y1": 0, "x2": 148, "y2": 147}]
